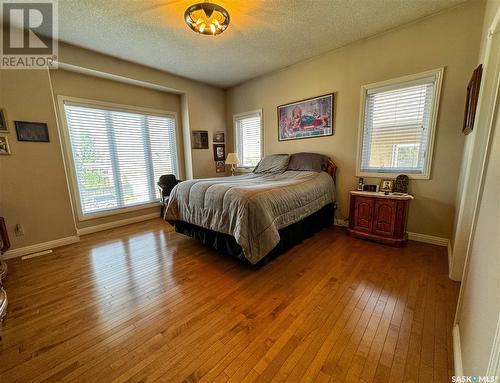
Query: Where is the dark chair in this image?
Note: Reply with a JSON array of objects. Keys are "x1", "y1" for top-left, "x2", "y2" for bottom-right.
[{"x1": 158, "y1": 174, "x2": 180, "y2": 217}]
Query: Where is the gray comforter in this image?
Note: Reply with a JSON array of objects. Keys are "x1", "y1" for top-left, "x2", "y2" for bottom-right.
[{"x1": 164, "y1": 171, "x2": 335, "y2": 264}]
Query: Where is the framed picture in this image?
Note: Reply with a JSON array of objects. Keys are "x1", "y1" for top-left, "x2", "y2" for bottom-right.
[
  {"x1": 0, "y1": 109, "x2": 8, "y2": 132},
  {"x1": 15, "y1": 121, "x2": 49, "y2": 142},
  {"x1": 215, "y1": 160, "x2": 225, "y2": 173},
  {"x1": 213, "y1": 131, "x2": 225, "y2": 143},
  {"x1": 463, "y1": 64, "x2": 483, "y2": 135},
  {"x1": 0, "y1": 136, "x2": 11, "y2": 155},
  {"x1": 191, "y1": 130, "x2": 209, "y2": 149},
  {"x1": 278, "y1": 93, "x2": 334, "y2": 141},
  {"x1": 213, "y1": 144, "x2": 225, "y2": 161},
  {"x1": 379, "y1": 179, "x2": 394, "y2": 193}
]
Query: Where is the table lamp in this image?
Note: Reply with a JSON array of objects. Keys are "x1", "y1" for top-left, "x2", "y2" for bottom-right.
[{"x1": 225, "y1": 153, "x2": 239, "y2": 176}]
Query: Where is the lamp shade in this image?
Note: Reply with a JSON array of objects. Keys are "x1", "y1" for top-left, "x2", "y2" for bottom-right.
[{"x1": 225, "y1": 153, "x2": 239, "y2": 165}]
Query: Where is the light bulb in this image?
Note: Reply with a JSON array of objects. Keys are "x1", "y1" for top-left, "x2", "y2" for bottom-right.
[
  {"x1": 199, "y1": 23, "x2": 206, "y2": 33},
  {"x1": 210, "y1": 24, "x2": 216, "y2": 34}
]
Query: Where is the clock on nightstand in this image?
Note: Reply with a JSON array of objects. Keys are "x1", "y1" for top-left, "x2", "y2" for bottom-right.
[{"x1": 347, "y1": 191, "x2": 413, "y2": 246}]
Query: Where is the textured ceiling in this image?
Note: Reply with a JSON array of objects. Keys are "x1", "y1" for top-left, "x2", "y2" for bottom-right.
[{"x1": 54, "y1": 0, "x2": 465, "y2": 88}]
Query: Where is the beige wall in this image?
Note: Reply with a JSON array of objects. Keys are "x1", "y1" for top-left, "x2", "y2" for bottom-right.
[
  {"x1": 0, "y1": 69, "x2": 77, "y2": 247},
  {"x1": 0, "y1": 43, "x2": 226, "y2": 250},
  {"x1": 455, "y1": 0, "x2": 500, "y2": 375},
  {"x1": 226, "y1": 1, "x2": 484, "y2": 239},
  {"x1": 49, "y1": 69, "x2": 183, "y2": 229}
]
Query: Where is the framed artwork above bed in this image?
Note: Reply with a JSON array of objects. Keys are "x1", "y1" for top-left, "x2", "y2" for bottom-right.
[{"x1": 278, "y1": 93, "x2": 334, "y2": 141}]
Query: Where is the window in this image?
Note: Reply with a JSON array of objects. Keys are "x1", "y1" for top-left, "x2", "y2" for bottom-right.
[
  {"x1": 234, "y1": 110, "x2": 262, "y2": 168},
  {"x1": 62, "y1": 100, "x2": 178, "y2": 218},
  {"x1": 358, "y1": 68, "x2": 443, "y2": 179}
]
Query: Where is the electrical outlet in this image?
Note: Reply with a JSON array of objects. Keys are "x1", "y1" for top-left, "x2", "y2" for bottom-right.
[{"x1": 14, "y1": 224, "x2": 24, "y2": 236}]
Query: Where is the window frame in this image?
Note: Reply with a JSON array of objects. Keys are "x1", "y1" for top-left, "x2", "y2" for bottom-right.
[
  {"x1": 57, "y1": 95, "x2": 179, "y2": 221},
  {"x1": 233, "y1": 109, "x2": 263, "y2": 170},
  {"x1": 356, "y1": 68, "x2": 444, "y2": 180}
]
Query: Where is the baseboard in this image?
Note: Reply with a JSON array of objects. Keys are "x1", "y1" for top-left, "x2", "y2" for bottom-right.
[
  {"x1": 76, "y1": 213, "x2": 160, "y2": 236},
  {"x1": 448, "y1": 241, "x2": 457, "y2": 280},
  {"x1": 334, "y1": 218, "x2": 348, "y2": 227},
  {"x1": 407, "y1": 232, "x2": 449, "y2": 247},
  {"x1": 487, "y1": 316, "x2": 500, "y2": 376},
  {"x1": 2, "y1": 235, "x2": 80, "y2": 260},
  {"x1": 453, "y1": 324, "x2": 464, "y2": 376}
]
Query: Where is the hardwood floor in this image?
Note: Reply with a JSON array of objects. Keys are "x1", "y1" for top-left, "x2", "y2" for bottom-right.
[{"x1": 0, "y1": 219, "x2": 459, "y2": 382}]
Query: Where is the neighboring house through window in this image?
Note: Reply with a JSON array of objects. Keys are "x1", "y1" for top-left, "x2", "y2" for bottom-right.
[{"x1": 358, "y1": 68, "x2": 443, "y2": 179}]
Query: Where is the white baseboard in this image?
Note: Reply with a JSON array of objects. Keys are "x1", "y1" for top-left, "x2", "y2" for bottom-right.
[
  {"x1": 453, "y1": 324, "x2": 463, "y2": 376},
  {"x1": 3, "y1": 235, "x2": 80, "y2": 260},
  {"x1": 76, "y1": 213, "x2": 160, "y2": 236},
  {"x1": 334, "y1": 218, "x2": 348, "y2": 227},
  {"x1": 407, "y1": 232, "x2": 449, "y2": 247}
]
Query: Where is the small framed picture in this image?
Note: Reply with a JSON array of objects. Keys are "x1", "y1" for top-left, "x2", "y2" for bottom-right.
[
  {"x1": 213, "y1": 131, "x2": 225, "y2": 143},
  {"x1": 15, "y1": 121, "x2": 50, "y2": 142},
  {"x1": 213, "y1": 144, "x2": 225, "y2": 161},
  {"x1": 215, "y1": 160, "x2": 225, "y2": 173},
  {"x1": 191, "y1": 130, "x2": 209, "y2": 149},
  {"x1": 0, "y1": 109, "x2": 8, "y2": 132},
  {"x1": 379, "y1": 179, "x2": 394, "y2": 193},
  {"x1": 0, "y1": 136, "x2": 11, "y2": 155}
]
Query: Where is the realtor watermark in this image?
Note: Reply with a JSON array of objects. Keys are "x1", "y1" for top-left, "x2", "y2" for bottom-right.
[
  {"x1": 452, "y1": 376, "x2": 498, "y2": 383},
  {"x1": 1, "y1": 0, "x2": 58, "y2": 69}
]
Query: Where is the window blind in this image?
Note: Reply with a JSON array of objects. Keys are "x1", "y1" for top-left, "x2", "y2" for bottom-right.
[
  {"x1": 234, "y1": 111, "x2": 262, "y2": 167},
  {"x1": 360, "y1": 77, "x2": 437, "y2": 175},
  {"x1": 64, "y1": 102, "x2": 178, "y2": 216}
]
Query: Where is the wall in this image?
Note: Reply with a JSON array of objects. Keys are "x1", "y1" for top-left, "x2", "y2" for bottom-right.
[
  {"x1": 450, "y1": 0, "x2": 500, "y2": 281},
  {"x1": 225, "y1": 1, "x2": 484, "y2": 239},
  {"x1": 459, "y1": 74, "x2": 500, "y2": 374},
  {"x1": 49, "y1": 69, "x2": 183, "y2": 230},
  {"x1": 0, "y1": 69, "x2": 77, "y2": 248},
  {"x1": 0, "y1": 43, "x2": 226, "y2": 251},
  {"x1": 455, "y1": 0, "x2": 500, "y2": 375}
]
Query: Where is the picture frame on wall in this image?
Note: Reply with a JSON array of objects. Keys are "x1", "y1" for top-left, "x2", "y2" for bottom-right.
[
  {"x1": 463, "y1": 64, "x2": 483, "y2": 135},
  {"x1": 191, "y1": 130, "x2": 209, "y2": 149},
  {"x1": 0, "y1": 136, "x2": 11, "y2": 155},
  {"x1": 15, "y1": 121, "x2": 50, "y2": 142},
  {"x1": 215, "y1": 160, "x2": 225, "y2": 173},
  {"x1": 213, "y1": 131, "x2": 225, "y2": 143},
  {"x1": 278, "y1": 93, "x2": 334, "y2": 141},
  {"x1": 213, "y1": 144, "x2": 225, "y2": 161},
  {"x1": 0, "y1": 109, "x2": 8, "y2": 132}
]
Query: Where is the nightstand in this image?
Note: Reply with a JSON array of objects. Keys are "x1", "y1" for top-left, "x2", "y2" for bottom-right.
[{"x1": 347, "y1": 191, "x2": 413, "y2": 246}]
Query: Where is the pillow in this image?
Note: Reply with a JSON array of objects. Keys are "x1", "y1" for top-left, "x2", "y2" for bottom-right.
[
  {"x1": 253, "y1": 154, "x2": 290, "y2": 174},
  {"x1": 287, "y1": 152, "x2": 329, "y2": 172}
]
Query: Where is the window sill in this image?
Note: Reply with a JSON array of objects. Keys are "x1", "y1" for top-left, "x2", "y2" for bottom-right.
[
  {"x1": 77, "y1": 201, "x2": 161, "y2": 221},
  {"x1": 356, "y1": 170, "x2": 430, "y2": 180}
]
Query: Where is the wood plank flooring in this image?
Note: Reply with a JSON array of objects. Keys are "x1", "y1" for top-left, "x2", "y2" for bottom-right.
[{"x1": 0, "y1": 219, "x2": 459, "y2": 382}]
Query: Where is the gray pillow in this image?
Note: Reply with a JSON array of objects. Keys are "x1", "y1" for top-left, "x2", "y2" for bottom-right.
[
  {"x1": 287, "y1": 152, "x2": 329, "y2": 172},
  {"x1": 253, "y1": 154, "x2": 290, "y2": 174}
]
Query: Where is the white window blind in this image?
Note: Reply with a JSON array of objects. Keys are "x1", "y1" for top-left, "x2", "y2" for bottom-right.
[
  {"x1": 234, "y1": 111, "x2": 262, "y2": 167},
  {"x1": 63, "y1": 102, "x2": 178, "y2": 216},
  {"x1": 359, "y1": 71, "x2": 441, "y2": 177}
]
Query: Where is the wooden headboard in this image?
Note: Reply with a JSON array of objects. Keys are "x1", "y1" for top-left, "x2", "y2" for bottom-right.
[{"x1": 327, "y1": 159, "x2": 337, "y2": 184}]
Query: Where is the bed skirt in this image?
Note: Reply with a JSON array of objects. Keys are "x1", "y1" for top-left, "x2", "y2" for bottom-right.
[{"x1": 173, "y1": 203, "x2": 335, "y2": 266}]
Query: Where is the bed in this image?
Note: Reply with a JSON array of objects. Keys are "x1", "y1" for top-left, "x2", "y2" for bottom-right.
[{"x1": 164, "y1": 153, "x2": 337, "y2": 265}]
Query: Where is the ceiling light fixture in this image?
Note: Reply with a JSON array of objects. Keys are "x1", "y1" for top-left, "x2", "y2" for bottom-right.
[{"x1": 184, "y1": 2, "x2": 230, "y2": 36}]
